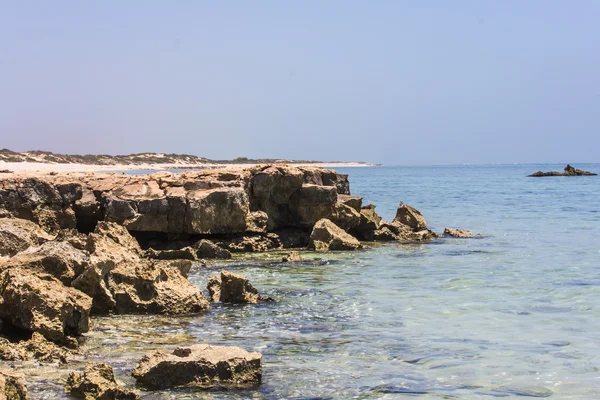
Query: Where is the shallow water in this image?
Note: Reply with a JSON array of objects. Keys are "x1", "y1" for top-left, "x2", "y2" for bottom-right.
[{"x1": 20, "y1": 164, "x2": 600, "y2": 398}]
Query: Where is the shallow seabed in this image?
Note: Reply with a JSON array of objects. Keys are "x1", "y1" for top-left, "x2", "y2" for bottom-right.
[{"x1": 22, "y1": 164, "x2": 600, "y2": 399}]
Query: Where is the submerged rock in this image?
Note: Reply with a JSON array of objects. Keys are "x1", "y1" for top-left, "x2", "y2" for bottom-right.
[
  {"x1": 131, "y1": 344, "x2": 262, "y2": 390},
  {"x1": 308, "y1": 219, "x2": 361, "y2": 251},
  {"x1": 282, "y1": 251, "x2": 303, "y2": 262},
  {"x1": 207, "y1": 270, "x2": 273, "y2": 304},
  {"x1": 0, "y1": 217, "x2": 53, "y2": 257},
  {"x1": 66, "y1": 363, "x2": 139, "y2": 400},
  {"x1": 0, "y1": 368, "x2": 27, "y2": 400},
  {"x1": 443, "y1": 227, "x2": 474, "y2": 238}
]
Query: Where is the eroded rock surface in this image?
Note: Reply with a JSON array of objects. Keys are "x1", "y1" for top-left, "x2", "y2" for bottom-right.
[
  {"x1": 132, "y1": 344, "x2": 262, "y2": 390},
  {"x1": 0, "y1": 368, "x2": 27, "y2": 400},
  {"x1": 0, "y1": 332, "x2": 69, "y2": 364},
  {"x1": 0, "y1": 218, "x2": 53, "y2": 257},
  {"x1": 66, "y1": 363, "x2": 139, "y2": 400},
  {"x1": 308, "y1": 219, "x2": 361, "y2": 251},
  {"x1": 207, "y1": 271, "x2": 273, "y2": 304},
  {"x1": 444, "y1": 228, "x2": 475, "y2": 238}
]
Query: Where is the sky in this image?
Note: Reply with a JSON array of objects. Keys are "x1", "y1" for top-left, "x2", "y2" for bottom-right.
[{"x1": 1, "y1": 1, "x2": 599, "y2": 165}]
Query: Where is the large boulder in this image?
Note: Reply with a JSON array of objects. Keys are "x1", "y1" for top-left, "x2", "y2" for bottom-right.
[
  {"x1": 308, "y1": 219, "x2": 361, "y2": 251},
  {"x1": 0, "y1": 369, "x2": 27, "y2": 400},
  {"x1": 290, "y1": 184, "x2": 338, "y2": 228},
  {"x1": 393, "y1": 202, "x2": 427, "y2": 231},
  {"x1": 132, "y1": 344, "x2": 262, "y2": 390},
  {"x1": 207, "y1": 270, "x2": 273, "y2": 304},
  {"x1": 66, "y1": 363, "x2": 139, "y2": 400},
  {"x1": 108, "y1": 260, "x2": 210, "y2": 314},
  {"x1": 0, "y1": 217, "x2": 53, "y2": 257},
  {"x1": 0, "y1": 269, "x2": 92, "y2": 341},
  {"x1": 145, "y1": 247, "x2": 196, "y2": 261},
  {"x1": 0, "y1": 240, "x2": 89, "y2": 285}
]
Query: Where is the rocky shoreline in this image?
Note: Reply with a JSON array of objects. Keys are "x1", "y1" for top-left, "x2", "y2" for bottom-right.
[{"x1": 0, "y1": 165, "x2": 473, "y2": 398}]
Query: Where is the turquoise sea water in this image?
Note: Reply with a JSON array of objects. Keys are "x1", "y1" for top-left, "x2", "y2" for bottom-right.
[{"x1": 25, "y1": 164, "x2": 600, "y2": 399}]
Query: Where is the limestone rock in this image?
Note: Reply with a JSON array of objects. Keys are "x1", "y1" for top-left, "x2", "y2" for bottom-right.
[
  {"x1": 290, "y1": 184, "x2": 338, "y2": 228},
  {"x1": 246, "y1": 211, "x2": 268, "y2": 233},
  {"x1": 528, "y1": 164, "x2": 597, "y2": 177},
  {"x1": 185, "y1": 188, "x2": 249, "y2": 234},
  {"x1": 146, "y1": 247, "x2": 196, "y2": 261},
  {"x1": 207, "y1": 270, "x2": 273, "y2": 304},
  {"x1": 444, "y1": 227, "x2": 474, "y2": 238},
  {"x1": 0, "y1": 332, "x2": 69, "y2": 364},
  {"x1": 393, "y1": 202, "x2": 427, "y2": 231},
  {"x1": 337, "y1": 195, "x2": 362, "y2": 212},
  {"x1": 282, "y1": 251, "x2": 303, "y2": 262},
  {"x1": 308, "y1": 219, "x2": 361, "y2": 251},
  {"x1": 220, "y1": 235, "x2": 281, "y2": 253},
  {"x1": 66, "y1": 363, "x2": 139, "y2": 400},
  {"x1": 0, "y1": 269, "x2": 92, "y2": 341},
  {"x1": 194, "y1": 240, "x2": 231, "y2": 259},
  {"x1": 351, "y1": 204, "x2": 382, "y2": 240},
  {"x1": 0, "y1": 217, "x2": 53, "y2": 257},
  {"x1": 132, "y1": 344, "x2": 262, "y2": 390},
  {"x1": 0, "y1": 368, "x2": 27, "y2": 400},
  {"x1": 332, "y1": 202, "x2": 361, "y2": 231},
  {"x1": 0, "y1": 240, "x2": 89, "y2": 285}
]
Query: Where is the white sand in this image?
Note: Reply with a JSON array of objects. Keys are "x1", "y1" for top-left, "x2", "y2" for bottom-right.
[{"x1": 0, "y1": 161, "x2": 375, "y2": 173}]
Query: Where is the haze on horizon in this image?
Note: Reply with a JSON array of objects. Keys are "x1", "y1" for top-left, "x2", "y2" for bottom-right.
[{"x1": 1, "y1": 1, "x2": 599, "y2": 166}]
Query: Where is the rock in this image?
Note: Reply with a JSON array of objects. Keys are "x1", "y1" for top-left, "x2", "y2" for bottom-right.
[
  {"x1": 393, "y1": 202, "x2": 427, "y2": 231},
  {"x1": 246, "y1": 211, "x2": 268, "y2": 233},
  {"x1": 194, "y1": 240, "x2": 231, "y2": 259},
  {"x1": 443, "y1": 228, "x2": 474, "y2": 238},
  {"x1": 0, "y1": 332, "x2": 69, "y2": 364},
  {"x1": 332, "y1": 202, "x2": 361, "y2": 231},
  {"x1": 0, "y1": 269, "x2": 92, "y2": 341},
  {"x1": 132, "y1": 344, "x2": 262, "y2": 390},
  {"x1": 273, "y1": 228, "x2": 310, "y2": 249},
  {"x1": 372, "y1": 226, "x2": 399, "y2": 241},
  {"x1": 337, "y1": 195, "x2": 362, "y2": 212},
  {"x1": 220, "y1": 235, "x2": 282, "y2": 253},
  {"x1": 308, "y1": 219, "x2": 361, "y2": 251},
  {"x1": 380, "y1": 222, "x2": 437, "y2": 242},
  {"x1": 145, "y1": 247, "x2": 196, "y2": 261},
  {"x1": 290, "y1": 184, "x2": 338, "y2": 228},
  {"x1": 282, "y1": 251, "x2": 303, "y2": 262},
  {"x1": 0, "y1": 218, "x2": 53, "y2": 257},
  {"x1": 208, "y1": 270, "x2": 273, "y2": 304},
  {"x1": 528, "y1": 164, "x2": 597, "y2": 177},
  {"x1": 79, "y1": 222, "x2": 209, "y2": 315},
  {"x1": 185, "y1": 188, "x2": 249, "y2": 234},
  {"x1": 250, "y1": 165, "x2": 305, "y2": 230},
  {"x1": 66, "y1": 363, "x2": 139, "y2": 400},
  {"x1": 108, "y1": 260, "x2": 210, "y2": 315},
  {"x1": 0, "y1": 240, "x2": 89, "y2": 285},
  {"x1": 351, "y1": 205, "x2": 382, "y2": 240},
  {"x1": 32, "y1": 205, "x2": 77, "y2": 233},
  {"x1": 0, "y1": 368, "x2": 27, "y2": 400}
]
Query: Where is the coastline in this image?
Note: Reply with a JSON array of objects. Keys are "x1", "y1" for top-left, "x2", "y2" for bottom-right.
[{"x1": 0, "y1": 161, "x2": 377, "y2": 173}]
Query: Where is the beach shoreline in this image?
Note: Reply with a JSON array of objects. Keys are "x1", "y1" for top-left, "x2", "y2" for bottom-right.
[{"x1": 0, "y1": 161, "x2": 377, "y2": 173}]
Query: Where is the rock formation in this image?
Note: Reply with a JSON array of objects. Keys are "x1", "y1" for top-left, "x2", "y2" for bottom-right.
[
  {"x1": 528, "y1": 164, "x2": 597, "y2": 177},
  {"x1": 207, "y1": 270, "x2": 273, "y2": 304},
  {"x1": 308, "y1": 219, "x2": 362, "y2": 251},
  {"x1": 444, "y1": 228, "x2": 475, "y2": 238},
  {"x1": 0, "y1": 369, "x2": 27, "y2": 400},
  {"x1": 132, "y1": 344, "x2": 262, "y2": 389},
  {"x1": 66, "y1": 363, "x2": 139, "y2": 399}
]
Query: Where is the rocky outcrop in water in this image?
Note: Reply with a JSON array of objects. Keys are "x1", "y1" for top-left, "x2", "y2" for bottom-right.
[
  {"x1": 308, "y1": 219, "x2": 362, "y2": 251},
  {"x1": 444, "y1": 228, "x2": 475, "y2": 238},
  {"x1": 0, "y1": 332, "x2": 69, "y2": 364},
  {"x1": 131, "y1": 344, "x2": 262, "y2": 390},
  {"x1": 66, "y1": 363, "x2": 139, "y2": 399},
  {"x1": 207, "y1": 270, "x2": 273, "y2": 304},
  {"x1": 0, "y1": 369, "x2": 27, "y2": 400},
  {"x1": 528, "y1": 164, "x2": 597, "y2": 177}
]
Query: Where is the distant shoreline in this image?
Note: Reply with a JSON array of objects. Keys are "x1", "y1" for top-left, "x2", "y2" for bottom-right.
[{"x1": 0, "y1": 161, "x2": 376, "y2": 173}]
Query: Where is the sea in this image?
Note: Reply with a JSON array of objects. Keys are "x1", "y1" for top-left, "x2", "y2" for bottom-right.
[{"x1": 25, "y1": 163, "x2": 600, "y2": 399}]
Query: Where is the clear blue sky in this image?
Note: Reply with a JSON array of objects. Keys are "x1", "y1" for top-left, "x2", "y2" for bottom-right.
[{"x1": 1, "y1": 1, "x2": 599, "y2": 165}]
